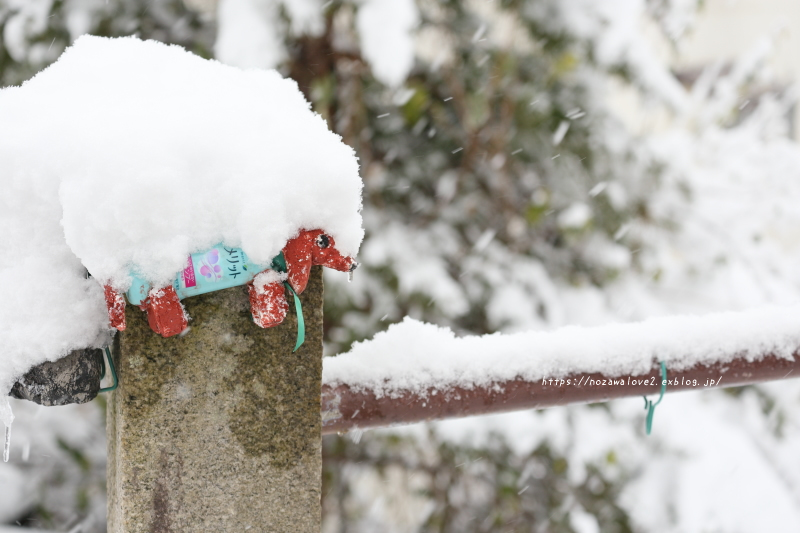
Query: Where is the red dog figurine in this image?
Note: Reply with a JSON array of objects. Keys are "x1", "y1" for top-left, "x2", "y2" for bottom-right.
[{"x1": 102, "y1": 229, "x2": 357, "y2": 338}]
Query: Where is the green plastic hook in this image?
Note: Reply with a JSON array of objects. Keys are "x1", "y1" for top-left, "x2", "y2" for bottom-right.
[
  {"x1": 99, "y1": 345, "x2": 118, "y2": 393},
  {"x1": 643, "y1": 361, "x2": 667, "y2": 435}
]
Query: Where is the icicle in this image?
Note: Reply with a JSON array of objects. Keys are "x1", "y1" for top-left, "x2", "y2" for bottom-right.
[
  {"x1": 0, "y1": 397, "x2": 13, "y2": 463},
  {"x1": 348, "y1": 270, "x2": 354, "y2": 283}
]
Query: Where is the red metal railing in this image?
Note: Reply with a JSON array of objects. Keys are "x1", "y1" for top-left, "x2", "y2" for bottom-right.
[{"x1": 321, "y1": 352, "x2": 800, "y2": 434}]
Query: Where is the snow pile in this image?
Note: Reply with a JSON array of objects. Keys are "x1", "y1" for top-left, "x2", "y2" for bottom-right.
[
  {"x1": 0, "y1": 35, "x2": 363, "y2": 395},
  {"x1": 0, "y1": 137, "x2": 109, "y2": 398},
  {"x1": 26, "y1": 36, "x2": 362, "y2": 285},
  {"x1": 324, "y1": 307, "x2": 800, "y2": 396}
]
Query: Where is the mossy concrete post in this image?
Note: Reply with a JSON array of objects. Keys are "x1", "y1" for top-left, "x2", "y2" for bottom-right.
[{"x1": 107, "y1": 267, "x2": 324, "y2": 533}]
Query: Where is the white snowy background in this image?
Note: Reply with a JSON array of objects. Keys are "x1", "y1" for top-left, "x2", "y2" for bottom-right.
[{"x1": 3, "y1": 0, "x2": 800, "y2": 532}]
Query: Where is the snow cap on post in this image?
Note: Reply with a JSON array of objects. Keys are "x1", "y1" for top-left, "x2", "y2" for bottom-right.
[{"x1": 24, "y1": 35, "x2": 364, "y2": 289}]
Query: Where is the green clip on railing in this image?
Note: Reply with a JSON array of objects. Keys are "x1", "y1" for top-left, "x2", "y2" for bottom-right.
[
  {"x1": 270, "y1": 251, "x2": 305, "y2": 352},
  {"x1": 643, "y1": 361, "x2": 667, "y2": 435}
]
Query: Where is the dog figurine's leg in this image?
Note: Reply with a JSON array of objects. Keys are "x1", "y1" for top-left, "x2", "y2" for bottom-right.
[
  {"x1": 145, "y1": 286, "x2": 188, "y2": 337},
  {"x1": 248, "y1": 274, "x2": 288, "y2": 329},
  {"x1": 104, "y1": 285, "x2": 127, "y2": 331}
]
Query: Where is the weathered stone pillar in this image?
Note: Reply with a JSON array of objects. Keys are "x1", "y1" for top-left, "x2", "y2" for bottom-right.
[{"x1": 107, "y1": 267, "x2": 323, "y2": 533}]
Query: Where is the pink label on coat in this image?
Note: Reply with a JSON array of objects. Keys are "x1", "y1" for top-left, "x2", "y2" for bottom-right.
[{"x1": 182, "y1": 255, "x2": 197, "y2": 288}]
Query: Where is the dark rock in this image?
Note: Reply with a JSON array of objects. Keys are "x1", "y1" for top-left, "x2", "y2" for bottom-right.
[{"x1": 9, "y1": 348, "x2": 104, "y2": 406}]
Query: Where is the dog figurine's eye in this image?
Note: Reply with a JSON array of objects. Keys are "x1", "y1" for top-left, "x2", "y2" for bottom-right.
[{"x1": 316, "y1": 234, "x2": 330, "y2": 249}]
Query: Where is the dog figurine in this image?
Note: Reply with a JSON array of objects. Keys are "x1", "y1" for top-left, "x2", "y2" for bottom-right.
[{"x1": 102, "y1": 229, "x2": 357, "y2": 337}]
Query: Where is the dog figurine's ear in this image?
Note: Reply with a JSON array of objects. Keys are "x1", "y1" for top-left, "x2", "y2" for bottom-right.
[
  {"x1": 283, "y1": 229, "x2": 359, "y2": 294},
  {"x1": 283, "y1": 231, "x2": 314, "y2": 293}
]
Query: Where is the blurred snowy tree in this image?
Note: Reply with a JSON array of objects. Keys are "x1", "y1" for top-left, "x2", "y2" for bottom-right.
[{"x1": 309, "y1": 1, "x2": 670, "y2": 348}]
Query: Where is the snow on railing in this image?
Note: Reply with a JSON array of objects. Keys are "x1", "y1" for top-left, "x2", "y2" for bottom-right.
[{"x1": 321, "y1": 307, "x2": 800, "y2": 433}]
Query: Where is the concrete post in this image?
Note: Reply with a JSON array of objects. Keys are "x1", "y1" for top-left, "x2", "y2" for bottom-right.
[{"x1": 107, "y1": 267, "x2": 323, "y2": 533}]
